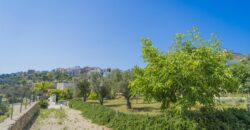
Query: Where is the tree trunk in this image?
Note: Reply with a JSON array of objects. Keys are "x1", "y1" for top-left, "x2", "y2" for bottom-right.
[
  {"x1": 126, "y1": 97, "x2": 132, "y2": 109},
  {"x1": 99, "y1": 97, "x2": 104, "y2": 105},
  {"x1": 83, "y1": 95, "x2": 87, "y2": 102}
]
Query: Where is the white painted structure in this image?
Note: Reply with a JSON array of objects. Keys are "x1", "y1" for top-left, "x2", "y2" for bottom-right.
[
  {"x1": 55, "y1": 82, "x2": 76, "y2": 90},
  {"x1": 48, "y1": 94, "x2": 57, "y2": 105}
]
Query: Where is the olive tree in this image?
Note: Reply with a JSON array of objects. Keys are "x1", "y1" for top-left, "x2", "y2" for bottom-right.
[
  {"x1": 74, "y1": 74, "x2": 91, "y2": 102},
  {"x1": 130, "y1": 27, "x2": 239, "y2": 113},
  {"x1": 89, "y1": 72, "x2": 110, "y2": 105},
  {"x1": 108, "y1": 69, "x2": 134, "y2": 109}
]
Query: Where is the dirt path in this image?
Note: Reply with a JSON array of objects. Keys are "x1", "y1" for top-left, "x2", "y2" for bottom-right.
[{"x1": 29, "y1": 107, "x2": 109, "y2": 130}]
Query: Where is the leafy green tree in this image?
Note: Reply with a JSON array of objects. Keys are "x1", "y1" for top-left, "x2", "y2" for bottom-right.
[
  {"x1": 231, "y1": 56, "x2": 250, "y2": 93},
  {"x1": 76, "y1": 78, "x2": 91, "y2": 102},
  {"x1": 109, "y1": 69, "x2": 134, "y2": 109},
  {"x1": 89, "y1": 72, "x2": 110, "y2": 105},
  {"x1": 130, "y1": 27, "x2": 239, "y2": 113},
  {"x1": 49, "y1": 88, "x2": 73, "y2": 101},
  {"x1": 33, "y1": 81, "x2": 54, "y2": 99}
]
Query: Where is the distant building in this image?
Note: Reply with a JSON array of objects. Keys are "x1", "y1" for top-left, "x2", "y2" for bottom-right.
[
  {"x1": 67, "y1": 66, "x2": 82, "y2": 76},
  {"x1": 27, "y1": 69, "x2": 36, "y2": 74},
  {"x1": 81, "y1": 67, "x2": 111, "y2": 76},
  {"x1": 55, "y1": 82, "x2": 76, "y2": 90}
]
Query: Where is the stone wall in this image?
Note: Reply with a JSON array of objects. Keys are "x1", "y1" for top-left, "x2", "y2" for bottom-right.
[{"x1": 8, "y1": 103, "x2": 39, "y2": 130}]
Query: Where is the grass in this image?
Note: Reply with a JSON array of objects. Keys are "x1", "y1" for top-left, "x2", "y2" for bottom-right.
[
  {"x1": 86, "y1": 96, "x2": 249, "y2": 115},
  {"x1": 37, "y1": 109, "x2": 66, "y2": 123},
  {"x1": 0, "y1": 114, "x2": 8, "y2": 122},
  {"x1": 87, "y1": 96, "x2": 162, "y2": 115}
]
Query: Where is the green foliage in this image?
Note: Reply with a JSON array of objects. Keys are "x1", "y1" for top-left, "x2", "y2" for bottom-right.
[
  {"x1": 38, "y1": 99, "x2": 48, "y2": 109},
  {"x1": 0, "y1": 102, "x2": 8, "y2": 115},
  {"x1": 0, "y1": 70, "x2": 72, "y2": 86},
  {"x1": 108, "y1": 69, "x2": 134, "y2": 109},
  {"x1": 33, "y1": 81, "x2": 54, "y2": 93},
  {"x1": 34, "y1": 81, "x2": 54, "y2": 99},
  {"x1": 130, "y1": 27, "x2": 239, "y2": 112},
  {"x1": 185, "y1": 108, "x2": 250, "y2": 129},
  {"x1": 49, "y1": 88, "x2": 73, "y2": 101},
  {"x1": 88, "y1": 91, "x2": 98, "y2": 100},
  {"x1": 231, "y1": 56, "x2": 250, "y2": 93},
  {"x1": 89, "y1": 72, "x2": 110, "y2": 105},
  {"x1": 69, "y1": 100, "x2": 197, "y2": 130},
  {"x1": 75, "y1": 76, "x2": 91, "y2": 102},
  {"x1": 70, "y1": 100, "x2": 250, "y2": 130}
]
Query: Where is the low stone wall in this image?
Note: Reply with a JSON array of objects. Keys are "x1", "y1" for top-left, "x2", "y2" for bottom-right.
[{"x1": 0, "y1": 102, "x2": 39, "y2": 130}]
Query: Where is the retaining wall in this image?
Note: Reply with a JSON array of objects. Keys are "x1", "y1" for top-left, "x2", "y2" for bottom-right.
[{"x1": 0, "y1": 102, "x2": 39, "y2": 130}]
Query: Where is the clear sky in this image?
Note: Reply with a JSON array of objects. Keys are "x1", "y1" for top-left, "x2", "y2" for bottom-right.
[{"x1": 0, "y1": 0, "x2": 250, "y2": 74}]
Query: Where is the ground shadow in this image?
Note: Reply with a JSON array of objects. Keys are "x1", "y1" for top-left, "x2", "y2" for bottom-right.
[
  {"x1": 132, "y1": 106, "x2": 160, "y2": 112},
  {"x1": 23, "y1": 110, "x2": 39, "y2": 130},
  {"x1": 105, "y1": 104, "x2": 124, "y2": 107}
]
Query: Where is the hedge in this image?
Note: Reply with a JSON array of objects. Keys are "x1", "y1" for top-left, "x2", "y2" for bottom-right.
[{"x1": 69, "y1": 99, "x2": 250, "y2": 130}]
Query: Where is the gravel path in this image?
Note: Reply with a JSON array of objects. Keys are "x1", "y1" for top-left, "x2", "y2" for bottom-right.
[{"x1": 29, "y1": 107, "x2": 109, "y2": 130}]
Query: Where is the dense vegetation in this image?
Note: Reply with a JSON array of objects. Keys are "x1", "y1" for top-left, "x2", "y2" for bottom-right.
[
  {"x1": 70, "y1": 100, "x2": 250, "y2": 130},
  {"x1": 130, "y1": 27, "x2": 240, "y2": 112},
  {"x1": 0, "y1": 102, "x2": 8, "y2": 115},
  {"x1": 69, "y1": 27, "x2": 250, "y2": 129}
]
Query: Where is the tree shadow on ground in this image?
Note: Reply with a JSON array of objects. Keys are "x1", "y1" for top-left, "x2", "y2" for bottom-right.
[
  {"x1": 132, "y1": 106, "x2": 160, "y2": 112},
  {"x1": 23, "y1": 110, "x2": 39, "y2": 130},
  {"x1": 105, "y1": 104, "x2": 124, "y2": 107}
]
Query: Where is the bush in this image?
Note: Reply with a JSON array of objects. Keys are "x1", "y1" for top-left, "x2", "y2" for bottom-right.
[
  {"x1": 69, "y1": 99, "x2": 197, "y2": 130},
  {"x1": 38, "y1": 100, "x2": 48, "y2": 109},
  {"x1": 0, "y1": 102, "x2": 8, "y2": 115},
  {"x1": 69, "y1": 99, "x2": 250, "y2": 130},
  {"x1": 88, "y1": 91, "x2": 98, "y2": 100}
]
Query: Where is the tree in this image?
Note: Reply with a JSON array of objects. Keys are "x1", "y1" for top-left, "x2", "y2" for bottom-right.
[
  {"x1": 89, "y1": 72, "x2": 110, "y2": 105},
  {"x1": 109, "y1": 69, "x2": 134, "y2": 109},
  {"x1": 119, "y1": 70, "x2": 134, "y2": 109},
  {"x1": 76, "y1": 78, "x2": 91, "y2": 102},
  {"x1": 231, "y1": 56, "x2": 250, "y2": 93},
  {"x1": 130, "y1": 27, "x2": 239, "y2": 113},
  {"x1": 33, "y1": 81, "x2": 54, "y2": 99}
]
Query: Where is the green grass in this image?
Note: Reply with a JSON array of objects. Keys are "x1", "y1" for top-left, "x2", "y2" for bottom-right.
[
  {"x1": 0, "y1": 114, "x2": 9, "y2": 122},
  {"x1": 87, "y1": 96, "x2": 248, "y2": 115},
  {"x1": 88, "y1": 97, "x2": 161, "y2": 115}
]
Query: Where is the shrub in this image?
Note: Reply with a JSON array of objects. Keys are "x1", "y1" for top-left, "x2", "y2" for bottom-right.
[
  {"x1": 0, "y1": 102, "x2": 8, "y2": 115},
  {"x1": 69, "y1": 99, "x2": 197, "y2": 130},
  {"x1": 69, "y1": 100, "x2": 250, "y2": 130},
  {"x1": 88, "y1": 91, "x2": 98, "y2": 100},
  {"x1": 38, "y1": 100, "x2": 48, "y2": 109}
]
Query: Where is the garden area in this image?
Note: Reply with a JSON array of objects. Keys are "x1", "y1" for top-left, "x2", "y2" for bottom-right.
[{"x1": 67, "y1": 27, "x2": 250, "y2": 129}]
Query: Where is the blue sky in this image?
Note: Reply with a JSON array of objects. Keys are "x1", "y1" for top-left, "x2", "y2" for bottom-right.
[{"x1": 0, "y1": 0, "x2": 250, "y2": 74}]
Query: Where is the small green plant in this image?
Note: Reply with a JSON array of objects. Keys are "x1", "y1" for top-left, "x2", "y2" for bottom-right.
[{"x1": 38, "y1": 100, "x2": 48, "y2": 109}]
